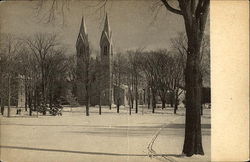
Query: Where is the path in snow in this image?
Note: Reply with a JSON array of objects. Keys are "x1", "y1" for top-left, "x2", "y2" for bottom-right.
[{"x1": 0, "y1": 106, "x2": 210, "y2": 162}]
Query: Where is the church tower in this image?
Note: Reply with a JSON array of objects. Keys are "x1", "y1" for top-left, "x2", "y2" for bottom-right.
[
  {"x1": 100, "y1": 13, "x2": 113, "y2": 106},
  {"x1": 76, "y1": 16, "x2": 90, "y2": 105}
]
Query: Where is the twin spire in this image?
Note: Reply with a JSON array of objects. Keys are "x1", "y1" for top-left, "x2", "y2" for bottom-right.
[
  {"x1": 77, "y1": 13, "x2": 112, "y2": 48},
  {"x1": 79, "y1": 13, "x2": 111, "y2": 38}
]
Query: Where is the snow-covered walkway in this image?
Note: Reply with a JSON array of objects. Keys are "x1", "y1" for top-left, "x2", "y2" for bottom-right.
[{"x1": 0, "y1": 106, "x2": 210, "y2": 162}]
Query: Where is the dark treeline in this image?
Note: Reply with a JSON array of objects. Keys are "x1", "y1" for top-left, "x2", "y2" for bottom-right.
[{"x1": 0, "y1": 32, "x2": 210, "y2": 117}]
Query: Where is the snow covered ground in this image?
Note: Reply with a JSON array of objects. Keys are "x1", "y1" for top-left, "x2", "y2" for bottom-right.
[{"x1": 0, "y1": 106, "x2": 210, "y2": 162}]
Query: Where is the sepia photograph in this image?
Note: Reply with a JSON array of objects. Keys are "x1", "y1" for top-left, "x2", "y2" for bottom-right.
[{"x1": 1, "y1": 0, "x2": 246, "y2": 162}]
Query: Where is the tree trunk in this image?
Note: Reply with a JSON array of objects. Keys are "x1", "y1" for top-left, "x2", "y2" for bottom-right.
[
  {"x1": 99, "y1": 104, "x2": 101, "y2": 115},
  {"x1": 25, "y1": 79, "x2": 28, "y2": 111},
  {"x1": 41, "y1": 64, "x2": 47, "y2": 106},
  {"x1": 147, "y1": 87, "x2": 150, "y2": 109},
  {"x1": 109, "y1": 90, "x2": 111, "y2": 110},
  {"x1": 29, "y1": 92, "x2": 32, "y2": 116},
  {"x1": 182, "y1": 45, "x2": 204, "y2": 156},
  {"x1": 201, "y1": 104, "x2": 203, "y2": 116},
  {"x1": 7, "y1": 76, "x2": 11, "y2": 117},
  {"x1": 174, "y1": 90, "x2": 179, "y2": 114},
  {"x1": 49, "y1": 91, "x2": 52, "y2": 114},
  {"x1": 1, "y1": 98, "x2": 4, "y2": 115},
  {"x1": 99, "y1": 95, "x2": 101, "y2": 115},
  {"x1": 129, "y1": 104, "x2": 131, "y2": 115},
  {"x1": 117, "y1": 99, "x2": 120, "y2": 113},
  {"x1": 25, "y1": 91, "x2": 28, "y2": 111},
  {"x1": 86, "y1": 95, "x2": 89, "y2": 116},
  {"x1": 162, "y1": 99, "x2": 166, "y2": 109},
  {"x1": 152, "y1": 91, "x2": 156, "y2": 113},
  {"x1": 170, "y1": 96, "x2": 173, "y2": 107},
  {"x1": 131, "y1": 98, "x2": 134, "y2": 109},
  {"x1": 135, "y1": 75, "x2": 138, "y2": 113},
  {"x1": 174, "y1": 104, "x2": 178, "y2": 114},
  {"x1": 34, "y1": 90, "x2": 37, "y2": 111},
  {"x1": 135, "y1": 96, "x2": 138, "y2": 113}
]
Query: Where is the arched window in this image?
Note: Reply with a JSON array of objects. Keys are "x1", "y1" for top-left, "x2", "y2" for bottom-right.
[
  {"x1": 79, "y1": 45, "x2": 85, "y2": 58},
  {"x1": 79, "y1": 47, "x2": 82, "y2": 57},
  {"x1": 103, "y1": 45, "x2": 108, "y2": 56}
]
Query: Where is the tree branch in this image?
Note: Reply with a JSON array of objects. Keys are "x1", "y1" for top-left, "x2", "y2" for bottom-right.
[{"x1": 160, "y1": 0, "x2": 182, "y2": 15}]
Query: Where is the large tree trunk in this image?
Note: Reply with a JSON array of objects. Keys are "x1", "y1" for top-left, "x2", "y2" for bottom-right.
[
  {"x1": 182, "y1": 43, "x2": 204, "y2": 156},
  {"x1": 160, "y1": 0, "x2": 209, "y2": 157}
]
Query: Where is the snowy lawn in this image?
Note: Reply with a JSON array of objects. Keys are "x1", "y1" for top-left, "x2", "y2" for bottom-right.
[{"x1": 0, "y1": 106, "x2": 210, "y2": 162}]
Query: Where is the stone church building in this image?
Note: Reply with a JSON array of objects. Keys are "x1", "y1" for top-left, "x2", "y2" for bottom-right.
[{"x1": 75, "y1": 14, "x2": 128, "y2": 106}]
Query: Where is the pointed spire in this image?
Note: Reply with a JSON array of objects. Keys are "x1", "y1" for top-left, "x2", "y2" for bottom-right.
[
  {"x1": 103, "y1": 13, "x2": 110, "y2": 37},
  {"x1": 80, "y1": 16, "x2": 87, "y2": 35}
]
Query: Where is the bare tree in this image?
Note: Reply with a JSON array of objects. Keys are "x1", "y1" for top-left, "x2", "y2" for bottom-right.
[
  {"x1": 15, "y1": 47, "x2": 34, "y2": 115},
  {"x1": 113, "y1": 52, "x2": 128, "y2": 113},
  {"x1": 159, "y1": 0, "x2": 210, "y2": 154},
  {"x1": 65, "y1": 55, "x2": 79, "y2": 108},
  {"x1": 46, "y1": 49, "x2": 68, "y2": 110},
  {"x1": 25, "y1": 33, "x2": 58, "y2": 114},
  {"x1": 126, "y1": 50, "x2": 143, "y2": 114},
  {"x1": 0, "y1": 34, "x2": 21, "y2": 117},
  {"x1": 96, "y1": 57, "x2": 102, "y2": 115},
  {"x1": 76, "y1": 40, "x2": 91, "y2": 116},
  {"x1": 139, "y1": 51, "x2": 158, "y2": 113},
  {"x1": 171, "y1": 52, "x2": 185, "y2": 114},
  {"x1": 171, "y1": 33, "x2": 210, "y2": 115},
  {"x1": 151, "y1": 50, "x2": 172, "y2": 109},
  {"x1": 124, "y1": 57, "x2": 134, "y2": 115}
]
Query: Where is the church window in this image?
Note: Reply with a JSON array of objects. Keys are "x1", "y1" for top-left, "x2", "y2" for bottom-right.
[
  {"x1": 79, "y1": 47, "x2": 82, "y2": 56},
  {"x1": 82, "y1": 45, "x2": 85, "y2": 54},
  {"x1": 103, "y1": 45, "x2": 108, "y2": 56}
]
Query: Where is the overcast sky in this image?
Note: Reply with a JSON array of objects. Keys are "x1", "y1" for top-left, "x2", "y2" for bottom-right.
[{"x1": 0, "y1": 0, "x2": 209, "y2": 55}]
